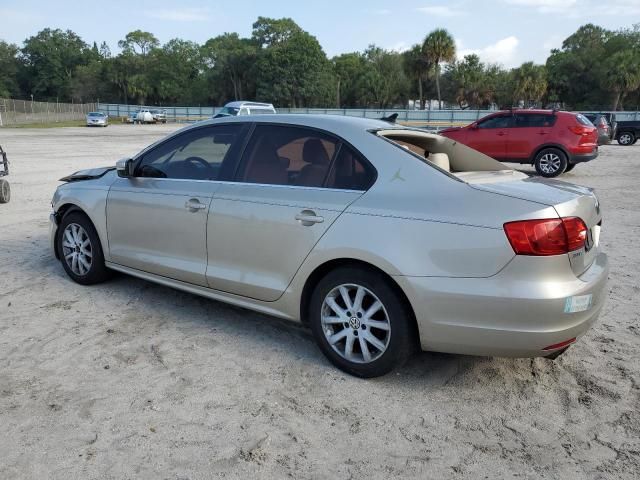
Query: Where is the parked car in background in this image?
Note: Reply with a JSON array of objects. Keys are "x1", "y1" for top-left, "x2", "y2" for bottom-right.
[
  {"x1": 134, "y1": 109, "x2": 154, "y2": 124},
  {"x1": 126, "y1": 112, "x2": 137, "y2": 124},
  {"x1": 86, "y1": 112, "x2": 108, "y2": 127},
  {"x1": 440, "y1": 110, "x2": 599, "y2": 177},
  {"x1": 614, "y1": 119, "x2": 640, "y2": 146},
  {"x1": 213, "y1": 101, "x2": 276, "y2": 118},
  {"x1": 49, "y1": 115, "x2": 608, "y2": 377},
  {"x1": 150, "y1": 109, "x2": 167, "y2": 124},
  {"x1": 582, "y1": 113, "x2": 611, "y2": 145}
]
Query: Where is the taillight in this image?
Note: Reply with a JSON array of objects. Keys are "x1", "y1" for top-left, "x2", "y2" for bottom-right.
[
  {"x1": 504, "y1": 217, "x2": 588, "y2": 256},
  {"x1": 568, "y1": 125, "x2": 594, "y2": 136}
]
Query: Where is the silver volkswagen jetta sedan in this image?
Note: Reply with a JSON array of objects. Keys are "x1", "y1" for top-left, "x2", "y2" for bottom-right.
[{"x1": 50, "y1": 115, "x2": 608, "y2": 377}]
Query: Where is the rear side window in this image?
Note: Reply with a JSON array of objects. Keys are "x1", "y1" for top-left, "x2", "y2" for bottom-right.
[
  {"x1": 514, "y1": 114, "x2": 556, "y2": 128},
  {"x1": 325, "y1": 145, "x2": 375, "y2": 191},
  {"x1": 237, "y1": 125, "x2": 338, "y2": 187},
  {"x1": 478, "y1": 115, "x2": 512, "y2": 129}
]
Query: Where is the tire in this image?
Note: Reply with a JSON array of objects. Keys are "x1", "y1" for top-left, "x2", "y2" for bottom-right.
[
  {"x1": 564, "y1": 163, "x2": 576, "y2": 172},
  {"x1": 308, "y1": 266, "x2": 415, "y2": 378},
  {"x1": 617, "y1": 132, "x2": 635, "y2": 146},
  {"x1": 0, "y1": 179, "x2": 10, "y2": 203},
  {"x1": 534, "y1": 148, "x2": 567, "y2": 178},
  {"x1": 57, "y1": 211, "x2": 111, "y2": 285}
]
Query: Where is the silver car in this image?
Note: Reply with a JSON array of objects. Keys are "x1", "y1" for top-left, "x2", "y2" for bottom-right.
[
  {"x1": 86, "y1": 112, "x2": 108, "y2": 127},
  {"x1": 49, "y1": 115, "x2": 608, "y2": 377}
]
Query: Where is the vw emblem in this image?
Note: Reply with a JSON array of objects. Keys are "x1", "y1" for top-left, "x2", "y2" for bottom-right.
[{"x1": 349, "y1": 316, "x2": 361, "y2": 329}]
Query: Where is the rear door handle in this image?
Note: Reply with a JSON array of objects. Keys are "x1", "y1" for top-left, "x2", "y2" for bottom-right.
[
  {"x1": 295, "y1": 210, "x2": 324, "y2": 226},
  {"x1": 184, "y1": 199, "x2": 207, "y2": 211}
]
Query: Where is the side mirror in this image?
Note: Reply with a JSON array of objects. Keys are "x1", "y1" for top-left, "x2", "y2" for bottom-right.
[
  {"x1": 470, "y1": 122, "x2": 479, "y2": 130},
  {"x1": 116, "y1": 158, "x2": 135, "y2": 178}
]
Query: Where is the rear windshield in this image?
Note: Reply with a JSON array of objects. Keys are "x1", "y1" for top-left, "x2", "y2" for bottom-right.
[{"x1": 576, "y1": 114, "x2": 594, "y2": 126}]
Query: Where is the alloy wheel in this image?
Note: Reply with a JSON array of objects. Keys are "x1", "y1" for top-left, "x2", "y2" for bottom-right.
[
  {"x1": 539, "y1": 153, "x2": 562, "y2": 174},
  {"x1": 61, "y1": 223, "x2": 93, "y2": 276},
  {"x1": 321, "y1": 284, "x2": 391, "y2": 364}
]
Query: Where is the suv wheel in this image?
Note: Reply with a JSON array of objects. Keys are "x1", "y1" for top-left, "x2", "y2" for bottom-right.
[
  {"x1": 57, "y1": 211, "x2": 111, "y2": 285},
  {"x1": 309, "y1": 266, "x2": 415, "y2": 377},
  {"x1": 617, "y1": 132, "x2": 635, "y2": 146},
  {"x1": 564, "y1": 163, "x2": 576, "y2": 172},
  {"x1": 534, "y1": 148, "x2": 567, "y2": 178}
]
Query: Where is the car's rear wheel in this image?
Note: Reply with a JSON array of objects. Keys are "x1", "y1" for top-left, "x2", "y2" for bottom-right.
[
  {"x1": 57, "y1": 211, "x2": 111, "y2": 285},
  {"x1": 617, "y1": 132, "x2": 635, "y2": 146},
  {"x1": 0, "y1": 179, "x2": 10, "y2": 203},
  {"x1": 534, "y1": 148, "x2": 567, "y2": 178},
  {"x1": 309, "y1": 266, "x2": 415, "y2": 377}
]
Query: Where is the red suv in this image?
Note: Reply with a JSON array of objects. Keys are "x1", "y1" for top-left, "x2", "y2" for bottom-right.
[{"x1": 440, "y1": 110, "x2": 598, "y2": 177}]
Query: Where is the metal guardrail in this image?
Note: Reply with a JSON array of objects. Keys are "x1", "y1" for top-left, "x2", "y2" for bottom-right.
[{"x1": 96, "y1": 103, "x2": 640, "y2": 127}]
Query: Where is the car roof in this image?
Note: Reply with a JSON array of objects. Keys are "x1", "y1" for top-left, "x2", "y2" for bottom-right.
[
  {"x1": 224, "y1": 101, "x2": 275, "y2": 109},
  {"x1": 201, "y1": 113, "x2": 399, "y2": 132}
]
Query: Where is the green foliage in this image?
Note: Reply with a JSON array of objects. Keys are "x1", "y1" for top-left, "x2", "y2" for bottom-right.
[{"x1": 1, "y1": 21, "x2": 639, "y2": 110}]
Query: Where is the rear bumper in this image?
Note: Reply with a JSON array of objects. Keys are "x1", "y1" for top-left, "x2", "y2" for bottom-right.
[
  {"x1": 398, "y1": 252, "x2": 609, "y2": 357},
  {"x1": 569, "y1": 149, "x2": 598, "y2": 164}
]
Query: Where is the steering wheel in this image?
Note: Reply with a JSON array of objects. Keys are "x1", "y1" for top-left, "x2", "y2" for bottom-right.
[{"x1": 183, "y1": 156, "x2": 211, "y2": 170}]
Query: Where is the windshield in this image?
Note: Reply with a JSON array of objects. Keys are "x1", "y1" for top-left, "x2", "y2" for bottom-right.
[
  {"x1": 88, "y1": 112, "x2": 104, "y2": 117},
  {"x1": 218, "y1": 107, "x2": 240, "y2": 116}
]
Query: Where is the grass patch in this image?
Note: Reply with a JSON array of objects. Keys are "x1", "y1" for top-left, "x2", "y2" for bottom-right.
[{"x1": 2, "y1": 120, "x2": 87, "y2": 129}]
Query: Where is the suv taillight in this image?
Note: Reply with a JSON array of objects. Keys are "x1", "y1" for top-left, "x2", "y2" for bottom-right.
[
  {"x1": 568, "y1": 125, "x2": 593, "y2": 136},
  {"x1": 504, "y1": 217, "x2": 588, "y2": 256}
]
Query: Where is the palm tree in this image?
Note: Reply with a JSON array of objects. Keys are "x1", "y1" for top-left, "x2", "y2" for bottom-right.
[
  {"x1": 512, "y1": 62, "x2": 548, "y2": 107},
  {"x1": 423, "y1": 29, "x2": 456, "y2": 109},
  {"x1": 603, "y1": 50, "x2": 640, "y2": 110},
  {"x1": 403, "y1": 45, "x2": 431, "y2": 109}
]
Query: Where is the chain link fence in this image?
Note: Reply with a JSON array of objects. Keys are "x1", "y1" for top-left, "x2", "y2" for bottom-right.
[{"x1": 0, "y1": 98, "x2": 97, "y2": 126}]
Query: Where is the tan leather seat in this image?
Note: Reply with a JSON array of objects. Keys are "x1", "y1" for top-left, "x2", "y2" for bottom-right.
[
  {"x1": 296, "y1": 139, "x2": 330, "y2": 187},
  {"x1": 429, "y1": 152, "x2": 450, "y2": 172},
  {"x1": 244, "y1": 139, "x2": 288, "y2": 185}
]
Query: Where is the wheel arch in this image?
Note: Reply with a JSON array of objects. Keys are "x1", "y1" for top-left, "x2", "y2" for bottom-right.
[
  {"x1": 299, "y1": 258, "x2": 419, "y2": 340},
  {"x1": 53, "y1": 203, "x2": 100, "y2": 260}
]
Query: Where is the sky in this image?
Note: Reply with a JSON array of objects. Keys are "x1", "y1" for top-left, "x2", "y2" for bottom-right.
[{"x1": 1, "y1": 0, "x2": 639, "y2": 68}]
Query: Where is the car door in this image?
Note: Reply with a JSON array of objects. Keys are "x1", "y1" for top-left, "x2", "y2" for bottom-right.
[
  {"x1": 106, "y1": 124, "x2": 247, "y2": 286},
  {"x1": 205, "y1": 124, "x2": 374, "y2": 301},
  {"x1": 508, "y1": 113, "x2": 556, "y2": 160},
  {"x1": 466, "y1": 113, "x2": 512, "y2": 160}
]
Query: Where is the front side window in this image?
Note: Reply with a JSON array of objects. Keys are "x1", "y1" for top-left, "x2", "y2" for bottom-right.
[
  {"x1": 478, "y1": 115, "x2": 512, "y2": 129},
  {"x1": 237, "y1": 125, "x2": 338, "y2": 187},
  {"x1": 136, "y1": 124, "x2": 244, "y2": 180}
]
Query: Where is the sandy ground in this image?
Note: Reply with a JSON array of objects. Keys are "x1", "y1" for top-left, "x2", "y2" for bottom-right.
[{"x1": 0, "y1": 124, "x2": 638, "y2": 480}]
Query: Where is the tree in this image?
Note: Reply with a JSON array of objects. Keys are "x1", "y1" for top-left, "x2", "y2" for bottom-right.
[
  {"x1": 118, "y1": 30, "x2": 159, "y2": 56},
  {"x1": 602, "y1": 50, "x2": 640, "y2": 110},
  {"x1": 202, "y1": 33, "x2": 257, "y2": 102},
  {"x1": 149, "y1": 39, "x2": 203, "y2": 104},
  {"x1": 403, "y1": 45, "x2": 431, "y2": 109},
  {"x1": 443, "y1": 54, "x2": 496, "y2": 109},
  {"x1": 332, "y1": 53, "x2": 369, "y2": 107},
  {"x1": 19, "y1": 28, "x2": 93, "y2": 101},
  {"x1": 253, "y1": 20, "x2": 334, "y2": 107},
  {"x1": 423, "y1": 29, "x2": 456, "y2": 109},
  {"x1": 512, "y1": 62, "x2": 547, "y2": 106},
  {"x1": 0, "y1": 41, "x2": 20, "y2": 98}
]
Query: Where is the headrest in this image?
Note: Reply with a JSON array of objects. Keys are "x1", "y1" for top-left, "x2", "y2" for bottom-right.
[
  {"x1": 429, "y1": 153, "x2": 450, "y2": 172},
  {"x1": 303, "y1": 139, "x2": 330, "y2": 165}
]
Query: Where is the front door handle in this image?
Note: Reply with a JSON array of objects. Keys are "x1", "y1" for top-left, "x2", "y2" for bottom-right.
[
  {"x1": 295, "y1": 210, "x2": 324, "y2": 226},
  {"x1": 185, "y1": 199, "x2": 207, "y2": 212}
]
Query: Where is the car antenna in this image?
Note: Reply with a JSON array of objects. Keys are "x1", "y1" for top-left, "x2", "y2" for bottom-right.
[{"x1": 380, "y1": 113, "x2": 398, "y2": 124}]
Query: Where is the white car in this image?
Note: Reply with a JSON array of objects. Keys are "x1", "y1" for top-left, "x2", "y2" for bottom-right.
[{"x1": 213, "y1": 101, "x2": 276, "y2": 118}]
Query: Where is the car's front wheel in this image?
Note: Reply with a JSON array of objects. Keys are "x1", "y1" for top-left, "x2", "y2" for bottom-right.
[
  {"x1": 534, "y1": 148, "x2": 567, "y2": 178},
  {"x1": 309, "y1": 266, "x2": 415, "y2": 377},
  {"x1": 57, "y1": 211, "x2": 111, "y2": 285},
  {"x1": 617, "y1": 132, "x2": 635, "y2": 146}
]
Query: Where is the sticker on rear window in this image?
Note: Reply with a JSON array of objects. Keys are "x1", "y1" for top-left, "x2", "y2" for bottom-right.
[{"x1": 564, "y1": 294, "x2": 593, "y2": 313}]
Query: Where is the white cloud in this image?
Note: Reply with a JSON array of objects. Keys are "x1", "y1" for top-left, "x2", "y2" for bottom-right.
[
  {"x1": 505, "y1": 0, "x2": 577, "y2": 12},
  {"x1": 417, "y1": 5, "x2": 465, "y2": 17},
  {"x1": 457, "y1": 36, "x2": 520, "y2": 67},
  {"x1": 145, "y1": 8, "x2": 210, "y2": 22}
]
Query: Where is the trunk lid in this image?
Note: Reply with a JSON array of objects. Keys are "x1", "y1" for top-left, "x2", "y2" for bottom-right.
[{"x1": 469, "y1": 177, "x2": 602, "y2": 276}]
